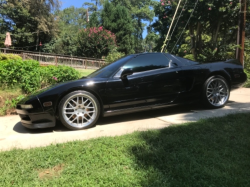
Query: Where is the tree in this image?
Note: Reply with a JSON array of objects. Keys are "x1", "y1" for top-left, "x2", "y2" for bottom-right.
[
  {"x1": 109, "y1": 0, "x2": 155, "y2": 52},
  {"x1": 144, "y1": 31, "x2": 159, "y2": 52},
  {"x1": 77, "y1": 27, "x2": 117, "y2": 58},
  {"x1": 101, "y1": 1, "x2": 135, "y2": 54},
  {"x1": 0, "y1": 0, "x2": 60, "y2": 50},
  {"x1": 88, "y1": 11, "x2": 101, "y2": 28},
  {"x1": 42, "y1": 6, "x2": 87, "y2": 55},
  {"x1": 91, "y1": 0, "x2": 105, "y2": 7},
  {"x1": 152, "y1": 0, "x2": 243, "y2": 62}
]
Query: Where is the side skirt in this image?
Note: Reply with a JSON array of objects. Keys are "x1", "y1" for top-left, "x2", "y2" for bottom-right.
[
  {"x1": 103, "y1": 99, "x2": 201, "y2": 117},
  {"x1": 103, "y1": 103, "x2": 179, "y2": 117}
]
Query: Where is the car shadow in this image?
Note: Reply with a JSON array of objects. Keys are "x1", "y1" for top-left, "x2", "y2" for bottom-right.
[
  {"x1": 13, "y1": 120, "x2": 70, "y2": 134},
  {"x1": 12, "y1": 100, "x2": 250, "y2": 134},
  {"x1": 129, "y1": 112, "x2": 250, "y2": 186}
]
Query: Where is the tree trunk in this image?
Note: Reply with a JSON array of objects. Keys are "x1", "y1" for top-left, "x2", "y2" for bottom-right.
[
  {"x1": 213, "y1": 17, "x2": 222, "y2": 47},
  {"x1": 196, "y1": 22, "x2": 201, "y2": 56},
  {"x1": 36, "y1": 30, "x2": 39, "y2": 51},
  {"x1": 189, "y1": 25, "x2": 196, "y2": 61}
]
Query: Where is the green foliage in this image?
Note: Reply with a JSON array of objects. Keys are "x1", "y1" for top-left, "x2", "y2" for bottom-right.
[
  {"x1": 105, "y1": 50, "x2": 125, "y2": 63},
  {"x1": 153, "y1": 0, "x2": 242, "y2": 62},
  {"x1": 143, "y1": 32, "x2": 159, "y2": 52},
  {"x1": 244, "y1": 70, "x2": 250, "y2": 88},
  {"x1": 0, "y1": 59, "x2": 80, "y2": 93},
  {"x1": 183, "y1": 54, "x2": 196, "y2": 61},
  {"x1": 0, "y1": 95, "x2": 25, "y2": 116},
  {"x1": 77, "y1": 27, "x2": 117, "y2": 58},
  {"x1": 0, "y1": 53, "x2": 22, "y2": 61},
  {"x1": 0, "y1": 0, "x2": 60, "y2": 50},
  {"x1": 40, "y1": 65, "x2": 80, "y2": 88},
  {"x1": 110, "y1": 0, "x2": 155, "y2": 52},
  {"x1": 88, "y1": 11, "x2": 101, "y2": 28},
  {"x1": 0, "y1": 59, "x2": 41, "y2": 93},
  {"x1": 42, "y1": 6, "x2": 87, "y2": 55},
  {"x1": 42, "y1": 33, "x2": 78, "y2": 55},
  {"x1": 101, "y1": 1, "x2": 135, "y2": 54}
]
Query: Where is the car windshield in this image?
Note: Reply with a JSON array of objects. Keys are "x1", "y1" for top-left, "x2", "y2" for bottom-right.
[{"x1": 86, "y1": 55, "x2": 134, "y2": 78}]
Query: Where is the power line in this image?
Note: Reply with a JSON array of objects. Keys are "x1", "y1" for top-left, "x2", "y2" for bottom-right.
[
  {"x1": 163, "y1": 0, "x2": 188, "y2": 52},
  {"x1": 161, "y1": 0, "x2": 183, "y2": 53},
  {"x1": 171, "y1": 0, "x2": 199, "y2": 54}
]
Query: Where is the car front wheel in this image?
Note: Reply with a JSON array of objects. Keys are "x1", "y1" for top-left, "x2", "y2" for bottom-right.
[
  {"x1": 58, "y1": 91, "x2": 100, "y2": 130},
  {"x1": 202, "y1": 75, "x2": 230, "y2": 108}
]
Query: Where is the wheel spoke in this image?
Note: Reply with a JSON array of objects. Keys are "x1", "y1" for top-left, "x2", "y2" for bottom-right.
[
  {"x1": 68, "y1": 103, "x2": 75, "y2": 108},
  {"x1": 83, "y1": 116, "x2": 90, "y2": 122},
  {"x1": 71, "y1": 99, "x2": 77, "y2": 105},
  {"x1": 86, "y1": 113, "x2": 92, "y2": 118},
  {"x1": 77, "y1": 116, "x2": 79, "y2": 124},
  {"x1": 68, "y1": 114, "x2": 74, "y2": 120},
  {"x1": 83, "y1": 99, "x2": 89, "y2": 105},
  {"x1": 207, "y1": 93, "x2": 213, "y2": 98}
]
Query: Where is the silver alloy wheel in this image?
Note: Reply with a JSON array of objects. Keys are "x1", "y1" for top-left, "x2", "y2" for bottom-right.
[
  {"x1": 206, "y1": 78, "x2": 229, "y2": 107},
  {"x1": 62, "y1": 93, "x2": 98, "y2": 128}
]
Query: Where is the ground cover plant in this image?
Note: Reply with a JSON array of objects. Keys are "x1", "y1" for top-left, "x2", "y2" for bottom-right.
[
  {"x1": 0, "y1": 88, "x2": 24, "y2": 116},
  {"x1": 0, "y1": 113, "x2": 249, "y2": 186}
]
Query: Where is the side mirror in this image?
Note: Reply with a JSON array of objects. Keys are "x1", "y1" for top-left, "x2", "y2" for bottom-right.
[
  {"x1": 169, "y1": 60, "x2": 178, "y2": 68},
  {"x1": 121, "y1": 68, "x2": 133, "y2": 79}
]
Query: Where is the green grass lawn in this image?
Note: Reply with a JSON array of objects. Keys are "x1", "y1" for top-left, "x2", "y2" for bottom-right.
[
  {"x1": 77, "y1": 69, "x2": 96, "y2": 77},
  {"x1": 1, "y1": 113, "x2": 250, "y2": 186}
]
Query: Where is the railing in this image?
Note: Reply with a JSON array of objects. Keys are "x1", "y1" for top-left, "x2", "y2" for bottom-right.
[{"x1": 0, "y1": 48, "x2": 106, "y2": 69}]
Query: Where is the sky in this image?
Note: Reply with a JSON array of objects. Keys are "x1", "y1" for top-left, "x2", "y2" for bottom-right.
[{"x1": 60, "y1": 0, "x2": 149, "y2": 38}]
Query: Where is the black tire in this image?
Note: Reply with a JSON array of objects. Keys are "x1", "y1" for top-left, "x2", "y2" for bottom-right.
[
  {"x1": 58, "y1": 90, "x2": 100, "y2": 130},
  {"x1": 202, "y1": 75, "x2": 230, "y2": 109}
]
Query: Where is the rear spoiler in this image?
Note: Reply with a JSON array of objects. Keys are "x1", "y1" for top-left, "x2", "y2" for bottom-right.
[{"x1": 225, "y1": 59, "x2": 242, "y2": 66}]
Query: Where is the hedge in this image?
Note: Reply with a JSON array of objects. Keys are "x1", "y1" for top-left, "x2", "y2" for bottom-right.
[{"x1": 0, "y1": 59, "x2": 80, "y2": 93}]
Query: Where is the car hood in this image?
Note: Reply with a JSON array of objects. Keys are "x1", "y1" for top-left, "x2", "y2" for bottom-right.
[{"x1": 19, "y1": 77, "x2": 107, "y2": 104}]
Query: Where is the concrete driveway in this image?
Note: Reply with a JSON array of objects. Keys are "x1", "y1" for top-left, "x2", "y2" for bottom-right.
[{"x1": 0, "y1": 88, "x2": 249, "y2": 151}]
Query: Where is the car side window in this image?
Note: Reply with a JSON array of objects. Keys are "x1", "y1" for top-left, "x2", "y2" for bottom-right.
[{"x1": 123, "y1": 54, "x2": 170, "y2": 73}]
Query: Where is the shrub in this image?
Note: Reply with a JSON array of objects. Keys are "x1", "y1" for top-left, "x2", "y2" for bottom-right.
[
  {"x1": 0, "y1": 59, "x2": 80, "y2": 93},
  {"x1": 77, "y1": 27, "x2": 117, "y2": 58},
  {"x1": 0, "y1": 59, "x2": 40, "y2": 93},
  {"x1": 0, "y1": 53, "x2": 22, "y2": 61},
  {"x1": 40, "y1": 65, "x2": 80, "y2": 88},
  {"x1": 105, "y1": 50, "x2": 125, "y2": 64}
]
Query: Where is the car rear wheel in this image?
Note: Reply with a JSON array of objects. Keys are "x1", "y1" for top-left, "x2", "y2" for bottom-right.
[
  {"x1": 202, "y1": 75, "x2": 230, "y2": 108},
  {"x1": 58, "y1": 91, "x2": 100, "y2": 130}
]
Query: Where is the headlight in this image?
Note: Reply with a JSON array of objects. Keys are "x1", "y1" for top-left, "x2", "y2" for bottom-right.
[{"x1": 20, "y1": 104, "x2": 33, "y2": 109}]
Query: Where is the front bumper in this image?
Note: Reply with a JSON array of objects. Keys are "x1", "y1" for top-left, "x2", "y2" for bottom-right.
[{"x1": 16, "y1": 109, "x2": 56, "y2": 129}]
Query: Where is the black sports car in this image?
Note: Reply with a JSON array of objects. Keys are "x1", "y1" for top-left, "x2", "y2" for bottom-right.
[{"x1": 16, "y1": 53, "x2": 247, "y2": 130}]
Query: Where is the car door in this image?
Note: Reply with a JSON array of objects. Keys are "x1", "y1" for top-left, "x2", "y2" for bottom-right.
[
  {"x1": 125, "y1": 53, "x2": 181, "y2": 105},
  {"x1": 106, "y1": 53, "x2": 182, "y2": 111},
  {"x1": 105, "y1": 71, "x2": 145, "y2": 111}
]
